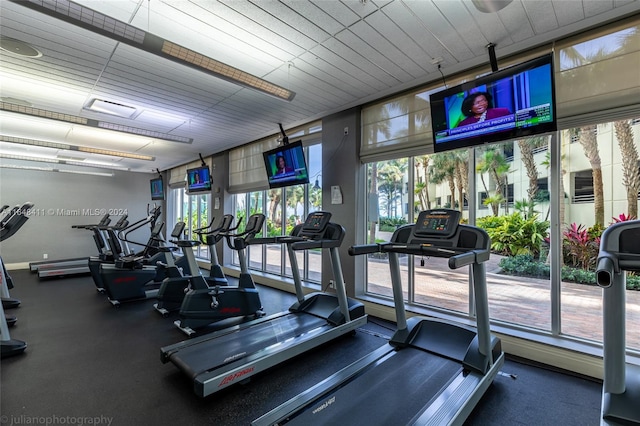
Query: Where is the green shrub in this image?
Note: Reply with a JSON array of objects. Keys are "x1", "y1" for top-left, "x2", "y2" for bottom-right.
[
  {"x1": 477, "y1": 212, "x2": 549, "y2": 259},
  {"x1": 379, "y1": 216, "x2": 408, "y2": 232},
  {"x1": 498, "y1": 254, "x2": 549, "y2": 278},
  {"x1": 498, "y1": 254, "x2": 639, "y2": 290}
]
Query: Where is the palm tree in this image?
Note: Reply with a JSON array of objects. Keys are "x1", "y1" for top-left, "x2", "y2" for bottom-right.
[
  {"x1": 377, "y1": 159, "x2": 408, "y2": 218},
  {"x1": 476, "y1": 146, "x2": 511, "y2": 216},
  {"x1": 454, "y1": 150, "x2": 469, "y2": 212},
  {"x1": 364, "y1": 106, "x2": 391, "y2": 243},
  {"x1": 541, "y1": 150, "x2": 566, "y2": 226},
  {"x1": 517, "y1": 137, "x2": 542, "y2": 217},
  {"x1": 414, "y1": 155, "x2": 432, "y2": 211},
  {"x1": 614, "y1": 119, "x2": 639, "y2": 218},
  {"x1": 285, "y1": 185, "x2": 305, "y2": 228},
  {"x1": 268, "y1": 189, "x2": 281, "y2": 229},
  {"x1": 430, "y1": 152, "x2": 458, "y2": 210},
  {"x1": 576, "y1": 125, "x2": 604, "y2": 225}
]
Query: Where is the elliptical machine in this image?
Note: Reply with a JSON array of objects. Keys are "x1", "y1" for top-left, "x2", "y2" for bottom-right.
[
  {"x1": 153, "y1": 214, "x2": 238, "y2": 317},
  {"x1": 1, "y1": 201, "x2": 34, "y2": 358},
  {"x1": 197, "y1": 214, "x2": 237, "y2": 285},
  {"x1": 97, "y1": 214, "x2": 181, "y2": 306},
  {"x1": 173, "y1": 213, "x2": 266, "y2": 336}
]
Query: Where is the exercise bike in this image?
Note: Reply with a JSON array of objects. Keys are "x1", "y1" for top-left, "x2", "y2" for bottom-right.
[
  {"x1": 153, "y1": 214, "x2": 238, "y2": 317},
  {"x1": 98, "y1": 219, "x2": 184, "y2": 306},
  {"x1": 173, "y1": 213, "x2": 266, "y2": 336}
]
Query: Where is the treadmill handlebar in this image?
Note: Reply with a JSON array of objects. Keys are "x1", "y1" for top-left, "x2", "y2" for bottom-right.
[
  {"x1": 349, "y1": 243, "x2": 487, "y2": 267},
  {"x1": 596, "y1": 255, "x2": 615, "y2": 288},
  {"x1": 349, "y1": 244, "x2": 382, "y2": 256},
  {"x1": 249, "y1": 234, "x2": 341, "y2": 250},
  {"x1": 448, "y1": 250, "x2": 482, "y2": 269}
]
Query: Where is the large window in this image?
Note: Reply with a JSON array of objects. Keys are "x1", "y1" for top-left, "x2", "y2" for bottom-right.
[
  {"x1": 362, "y1": 118, "x2": 640, "y2": 351},
  {"x1": 233, "y1": 143, "x2": 323, "y2": 285},
  {"x1": 358, "y1": 20, "x2": 640, "y2": 353},
  {"x1": 168, "y1": 187, "x2": 211, "y2": 260}
]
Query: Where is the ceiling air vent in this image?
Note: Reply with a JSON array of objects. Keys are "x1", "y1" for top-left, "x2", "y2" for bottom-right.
[{"x1": 85, "y1": 99, "x2": 138, "y2": 118}]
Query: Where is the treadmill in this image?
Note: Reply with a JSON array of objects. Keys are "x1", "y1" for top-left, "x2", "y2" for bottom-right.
[
  {"x1": 160, "y1": 211, "x2": 367, "y2": 398},
  {"x1": 595, "y1": 219, "x2": 640, "y2": 425},
  {"x1": 253, "y1": 209, "x2": 504, "y2": 426},
  {"x1": 30, "y1": 213, "x2": 112, "y2": 279}
]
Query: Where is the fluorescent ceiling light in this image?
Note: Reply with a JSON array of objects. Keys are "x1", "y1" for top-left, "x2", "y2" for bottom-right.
[
  {"x1": 0, "y1": 164, "x2": 54, "y2": 172},
  {"x1": 0, "y1": 135, "x2": 71, "y2": 150},
  {"x1": 97, "y1": 122, "x2": 192, "y2": 143},
  {"x1": 1, "y1": 101, "x2": 88, "y2": 124},
  {"x1": 0, "y1": 102, "x2": 192, "y2": 144},
  {"x1": 13, "y1": 0, "x2": 296, "y2": 102},
  {"x1": 0, "y1": 153, "x2": 128, "y2": 171},
  {"x1": 0, "y1": 135, "x2": 154, "y2": 161},
  {"x1": 76, "y1": 146, "x2": 152, "y2": 160},
  {"x1": 86, "y1": 99, "x2": 138, "y2": 118},
  {"x1": 57, "y1": 169, "x2": 114, "y2": 177},
  {"x1": 0, "y1": 163, "x2": 113, "y2": 177}
]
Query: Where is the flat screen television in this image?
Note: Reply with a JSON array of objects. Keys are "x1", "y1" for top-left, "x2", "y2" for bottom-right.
[
  {"x1": 186, "y1": 165, "x2": 211, "y2": 193},
  {"x1": 430, "y1": 54, "x2": 556, "y2": 153},
  {"x1": 150, "y1": 177, "x2": 164, "y2": 201},
  {"x1": 263, "y1": 140, "x2": 310, "y2": 189}
]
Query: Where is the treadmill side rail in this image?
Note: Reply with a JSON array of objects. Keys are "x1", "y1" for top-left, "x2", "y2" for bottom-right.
[{"x1": 196, "y1": 314, "x2": 368, "y2": 397}]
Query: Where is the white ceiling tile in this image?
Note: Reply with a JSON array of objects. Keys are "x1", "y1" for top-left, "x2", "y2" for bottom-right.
[
  {"x1": 522, "y1": 1, "x2": 560, "y2": 34},
  {"x1": 310, "y1": 0, "x2": 362, "y2": 27},
  {"x1": 584, "y1": 0, "x2": 615, "y2": 17},
  {"x1": 551, "y1": 0, "x2": 586, "y2": 26},
  {"x1": 496, "y1": 1, "x2": 536, "y2": 43}
]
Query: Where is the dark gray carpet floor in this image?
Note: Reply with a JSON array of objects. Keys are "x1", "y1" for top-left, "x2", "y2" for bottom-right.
[{"x1": 1, "y1": 269, "x2": 603, "y2": 425}]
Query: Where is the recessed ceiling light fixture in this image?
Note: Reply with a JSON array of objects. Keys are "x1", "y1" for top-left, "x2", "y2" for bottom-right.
[
  {"x1": 0, "y1": 102, "x2": 192, "y2": 144},
  {"x1": 12, "y1": 0, "x2": 296, "y2": 102},
  {"x1": 0, "y1": 135, "x2": 155, "y2": 161},
  {"x1": 0, "y1": 36, "x2": 43, "y2": 58},
  {"x1": 471, "y1": 0, "x2": 513, "y2": 13}
]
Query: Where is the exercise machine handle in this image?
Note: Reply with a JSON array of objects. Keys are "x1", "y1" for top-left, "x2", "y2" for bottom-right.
[
  {"x1": 448, "y1": 250, "x2": 479, "y2": 269},
  {"x1": 596, "y1": 255, "x2": 615, "y2": 288},
  {"x1": 349, "y1": 244, "x2": 383, "y2": 256}
]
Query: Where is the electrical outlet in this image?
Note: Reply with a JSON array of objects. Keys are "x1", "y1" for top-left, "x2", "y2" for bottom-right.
[
  {"x1": 329, "y1": 279, "x2": 335, "y2": 289},
  {"x1": 344, "y1": 127, "x2": 349, "y2": 135},
  {"x1": 43, "y1": 253, "x2": 48, "y2": 259}
]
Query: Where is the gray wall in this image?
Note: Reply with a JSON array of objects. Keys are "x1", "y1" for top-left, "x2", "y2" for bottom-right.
[
  {"x1": 0, "y1": 167, "x2": 159, "y2": 264},
  {"x1": 321, "y1": 107, "x2": 361, "y2": 297},
  {"x1": 209, "y1": 151, "x2": 232, "y2": 264}
]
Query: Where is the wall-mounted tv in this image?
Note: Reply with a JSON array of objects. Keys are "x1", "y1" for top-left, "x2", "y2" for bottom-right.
[
  {"x1": 263, "y1": 140, "x2": 310, "y2": 189},
  {"x1": 150, "y1": 177, "x2": 164, "y2": 201},
  {"x1": 430, "y1": 54, "x2": 556, "y2": 153},
  {"x1": 186, "y1": 165, "x2": 211, "y2": 193}
]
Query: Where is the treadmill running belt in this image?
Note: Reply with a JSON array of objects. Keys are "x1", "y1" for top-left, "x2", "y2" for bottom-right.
[
  {"x1": 286, "y1": 348, "x2": 461, "y2": 425},
  {"x1": 169, "y1": 313, "x2": 328, "y2": 379}
]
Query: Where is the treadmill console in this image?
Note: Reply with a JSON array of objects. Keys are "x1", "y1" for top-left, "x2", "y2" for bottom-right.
[
  {"x1": 414, "y1": 209, "x2": 461, "y2": 239},
  {"x1": 300, "y1": 211, "x2": 332, "y2": 238}
]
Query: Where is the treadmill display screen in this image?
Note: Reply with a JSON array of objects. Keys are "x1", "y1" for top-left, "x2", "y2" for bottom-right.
[
  {"x1": 302, "y1": 211, "x2": 331, "y2": 233},
  {"x1": 414, "y1": 209, "x2": 461, "y2": 238}
]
